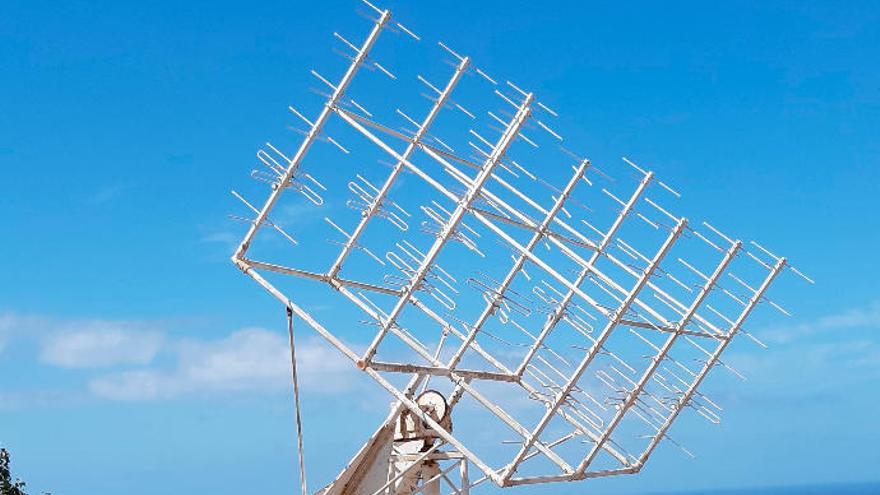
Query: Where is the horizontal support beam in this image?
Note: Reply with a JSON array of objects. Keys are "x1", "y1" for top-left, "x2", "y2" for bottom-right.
[
  {"x1": 369, "y1": 361, "x2": 520, "y2": 382},
  {"x1": 503, "y1": 466, "x2": 637, "y2": 486},
  {"x1": 244, "y1": 258, "x2": 402, "y2": 296},
  {"x1": 619, "y1": 319, "x2": 721, "y2": 339}
]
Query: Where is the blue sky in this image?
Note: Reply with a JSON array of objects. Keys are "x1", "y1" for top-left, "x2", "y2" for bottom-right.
[{"x1": 1, "y1": 1, "x2": 879, "y2": 494}]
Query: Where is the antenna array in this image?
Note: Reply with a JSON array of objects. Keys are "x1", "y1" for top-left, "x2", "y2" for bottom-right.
[{"x1": 230, "y1": 1, "x2": 811, "y2": 488}]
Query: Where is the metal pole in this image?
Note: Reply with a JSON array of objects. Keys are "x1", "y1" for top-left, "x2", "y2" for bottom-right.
[
  {"x1": 575, "y1": 240, "x2": 741, "y2": 474},
  {"x1": 514, "y1": 172, "x2": 655, "y2": 376},
  {"x1": 232, "y1": 10, "x2": 390, "y2": 261},
  {"x1": 286, "y1": 309, "x2": 309, "y2": 495},
  {"x1": 358, "y1": 93, "x2": 535, "y2": 364},
  {"x1": 327, "y1": 56, "x2": 471, "y2": 278},
  {"x1": 634, "y1": 257, "x2": 787, "y2": 469},
  {"x1": 445, "y1": 160, "x2": 590, "y2": 369},
  {"x1": 499, "y1": 218, "x2": 687, "y2": 484}
]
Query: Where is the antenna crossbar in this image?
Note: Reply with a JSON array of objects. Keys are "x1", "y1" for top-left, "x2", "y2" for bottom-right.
[{"x1": 229, "y1": 3, "x2": 807, "y2": 489}]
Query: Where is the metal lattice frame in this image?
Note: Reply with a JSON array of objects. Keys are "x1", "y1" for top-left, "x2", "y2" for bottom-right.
[{"x1": 230, "y1": 0, "x2": 812, "y2": 489}]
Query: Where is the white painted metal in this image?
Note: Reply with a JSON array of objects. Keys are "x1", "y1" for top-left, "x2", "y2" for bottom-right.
[{"x1": 229, "y1": 0, "x2": 810, "y2": 492}]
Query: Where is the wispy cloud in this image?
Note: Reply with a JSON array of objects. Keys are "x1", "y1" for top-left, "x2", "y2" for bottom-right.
[
  {"x1": 0, "y1": 317, "x2": 14, "y2": 355},
  {"x1": 86, "y1": 184, "x2": 127, "y2": 205},
  {"x1": 740, "y1": 300, "x2": 880, "y2": 373},
  {"x1": 723, "y1": 300, "x2": 880, "y2": 408},
  {"x1": 760, "y1": 300, "x2": 880, "y2": 344},
  {"x1": 199, "y1": 230, "x2": 240, "y2": 254},
  {"x1": 201, "y1": 199, "x2": 327, "y2": 259},
  {"x1": 0, "y1": 312, "x2": 47, "y2": 356},
  {"x1": 277, "y1": 202, "x2": 325, "y2": 225},
  {"x1": 88, "y1": 329, "x2": 355, "y2": 401},
  {"x1": 40, "y1": 322, "x2": 164, "y2": 368},
  {"x1": 0, "y1": 389, "x2": 88, "y2": 411},
  {"x1": 1, "y1": 312, "x2": 162, "y2": 367},
  {"x1": 2, "y1": 311, "x2": 360, "y2": 403}
]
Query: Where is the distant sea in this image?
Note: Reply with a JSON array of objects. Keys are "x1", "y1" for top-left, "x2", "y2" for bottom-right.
[{"x1": 649, "y1": 483, "x2": 880, "y2": 495}]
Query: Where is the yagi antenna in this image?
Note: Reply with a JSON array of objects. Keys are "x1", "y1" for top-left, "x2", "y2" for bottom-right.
[{"x1": 228, "y1": 2, "x2": 810, "y2": 495}]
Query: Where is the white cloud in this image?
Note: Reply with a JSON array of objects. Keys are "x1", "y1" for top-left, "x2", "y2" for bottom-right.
[
  {"x1": 0, "y1": 316, "x2": 11, "y2": 355},
  {"x1": 200, "y1": 230, "x2": 240, "y2": 254},
  {"x1": 89, "y1": 328, "x2": 356, "y2": 401},
  {"x1": 40, "y1": 322, "x2": 164, "y2": 368},
  {"x1": 851, "y1": 348, "x2": 880, "y2": 367},
  {"x1": 0, "y1": 312, "x2": 48, "y2": 356},
  {"x1": 1, "y1": 311, "x2": 363, "y2": 404},
  {"x1": 761, "y1": 300, "x2": 880, "y2": 344},
  {"x1": 277, "y1": 203, "x2": 325, "y2": 225},
  {"x1": 176, "y1": 328, "x2": 290, "y2": 390},
  {"x1": 0, "y1": 312, "x2": 164, "y2": 368},
  {"x1": 723, "y1": 300, "x2": 880, "y2": 406},
  {"x1": 89, "y1": 370, "x2": 169, "y2": 401}
]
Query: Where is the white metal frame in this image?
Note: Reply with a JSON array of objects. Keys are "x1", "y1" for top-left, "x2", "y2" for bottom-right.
[{"x1": 230, "y1": 0, "x2": 811, "y2": 489}]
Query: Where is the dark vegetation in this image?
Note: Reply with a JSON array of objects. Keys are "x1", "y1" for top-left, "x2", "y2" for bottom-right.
[{"x1": 0, "y1": 449, "x2": 30, "y2": 495}]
